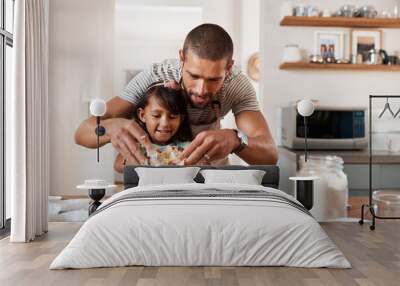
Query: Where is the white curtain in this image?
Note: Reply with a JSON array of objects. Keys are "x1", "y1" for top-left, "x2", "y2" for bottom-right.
[{"x1": 9, "y1": 0, "x2": 49, "y2": 242}]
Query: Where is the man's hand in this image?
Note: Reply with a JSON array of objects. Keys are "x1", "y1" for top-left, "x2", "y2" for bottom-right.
[
  {"x1": 179, "y1": 129, "x2": 240, "y2": 165},
  {"x1": 163, "y1": 80, "x2": 181, "y2": 90},
  {"x1": 105, "y1": 118, "x2": 153, "y2": 165}
]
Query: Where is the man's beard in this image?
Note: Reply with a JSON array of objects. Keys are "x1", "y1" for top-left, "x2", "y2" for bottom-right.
[
  {"x1": 187, "y1": 92, "x2": 214, "y2": 108},
  {"x1": 180, "y1": 81, "x2": 214, "y2": 108}
]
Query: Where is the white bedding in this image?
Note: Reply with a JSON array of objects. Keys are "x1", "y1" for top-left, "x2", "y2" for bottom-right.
[{"x1": 50, "y1": 183, "x2": 351, "y2": 269}]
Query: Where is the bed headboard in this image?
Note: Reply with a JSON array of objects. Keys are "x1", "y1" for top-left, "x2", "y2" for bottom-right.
[{"x1": 123, "y1": 165, "x2": 280, "y2": 189}]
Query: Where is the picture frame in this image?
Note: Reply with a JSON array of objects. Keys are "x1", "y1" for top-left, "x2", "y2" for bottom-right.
[
  {"x1": 350, "y1": 29, "x2": 382, "y2": 63},
  {"x1": 314, "y1": 31, "x2": 345, "y2": 60}
]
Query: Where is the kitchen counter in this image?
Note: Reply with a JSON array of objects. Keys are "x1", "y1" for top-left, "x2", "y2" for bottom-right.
[
  {"x1": 279, "y1": 146, "x2": 400, "y2": 164},
  {"x1": 278, "y1": 146, "x2": 400, "y2": 196}
]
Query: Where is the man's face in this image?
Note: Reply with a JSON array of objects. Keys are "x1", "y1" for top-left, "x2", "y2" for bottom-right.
[{"x1": 180, "y1": 49, "x2": 233, "y2": 108}]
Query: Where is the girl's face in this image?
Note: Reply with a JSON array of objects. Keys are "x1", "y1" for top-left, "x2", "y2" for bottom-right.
[{"x1": 138, "y1": 95, "x2": 184, "y2": 145}]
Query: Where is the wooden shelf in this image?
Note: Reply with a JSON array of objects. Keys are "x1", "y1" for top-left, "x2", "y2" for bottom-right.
[
  {"x1": 280, "y1": 16, "x2": 400, "y2": 28},
  {"x1": 279, "y1": 62, "x2": 400, "y2": 71}
]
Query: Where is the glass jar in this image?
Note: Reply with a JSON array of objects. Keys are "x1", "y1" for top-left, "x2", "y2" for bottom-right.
[
  {"x1": 373, "y1": 190, "x2": 400, "y2": 217},
  {"x1": 297, "y1": 155, "x2": 349, "y2": 221}
]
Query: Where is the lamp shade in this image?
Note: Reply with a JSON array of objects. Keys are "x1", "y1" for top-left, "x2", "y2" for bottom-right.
[
  {"x1": 90, "y1": 98, "x2": 107, "y2": 117},
  {"x1": 297, "y1": 99, "x2": 315, "y2": 117}
]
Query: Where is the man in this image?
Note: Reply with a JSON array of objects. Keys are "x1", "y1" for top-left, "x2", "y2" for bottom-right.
[{"x1": 75, "y1": 23, "x2": 278, "y2": 165}]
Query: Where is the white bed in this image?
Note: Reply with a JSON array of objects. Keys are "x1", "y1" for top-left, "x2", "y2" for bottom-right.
[{"x1": 50, "y1": 182, "x2": 351, "y2": 269}]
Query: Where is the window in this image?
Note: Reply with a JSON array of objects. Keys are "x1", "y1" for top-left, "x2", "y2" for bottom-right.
[{"x1": 0, "y1": 0, "x2": 14, "y2": 234}]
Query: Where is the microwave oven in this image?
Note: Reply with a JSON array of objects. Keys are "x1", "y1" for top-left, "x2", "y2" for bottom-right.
[{"x1": 281, "y1": 105, "x2": 368, "y2": 150}]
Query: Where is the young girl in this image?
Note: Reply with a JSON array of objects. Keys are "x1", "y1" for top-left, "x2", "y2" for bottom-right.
[{"x1": 114, "y1": 84, "x2": 193, "y2": 173}]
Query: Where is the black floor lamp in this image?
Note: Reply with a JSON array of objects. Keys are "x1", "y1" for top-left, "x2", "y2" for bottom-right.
[
  {"x1": 76, "y1": 99, "x2": 115, "y2": 215},
  {"x1": 90, "y1": 98, "x2": 107, "y2": 162},
  {"x1": 290, "y1": 99, "x2": 318, "y2": 210}
]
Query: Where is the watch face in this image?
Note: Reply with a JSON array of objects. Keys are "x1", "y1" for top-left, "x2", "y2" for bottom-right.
[
  {"x1": 242, "y1": 135, "x2": 249, "y2": 145},
  {"x1": 243, "y1": 135, "x2": 249, "y2": 145},
  {"x1": 238, "y1": 130, "x2": 248, "y2": 145}
]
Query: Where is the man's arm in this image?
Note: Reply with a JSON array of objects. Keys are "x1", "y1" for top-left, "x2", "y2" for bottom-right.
[
  {"x1": 74, "y1": 97, "x2": 133, "y2": 148},
  {"x1": 74, "y1": 96, "x2": 153, "y2": 164},
  {"x1": 75, "y1": 67, "x2": 156, "y2": 148},
  {"x1": 179, "y1": 72, "x2": 277, "y2": 165},
  {"x1": 179, "y1": 111, "x2": 277, "y2": 165},
  {"x1": 228, "y1": 74, "x2": 277, "y2": 164},
  {"x1": 233, "y1": 110, "x2": 278, "y2": 165}
]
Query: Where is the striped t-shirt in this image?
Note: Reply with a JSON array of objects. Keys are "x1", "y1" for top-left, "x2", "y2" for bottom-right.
[{"x1": 120, "y1": 59, "x2": 260, "y2": 129}]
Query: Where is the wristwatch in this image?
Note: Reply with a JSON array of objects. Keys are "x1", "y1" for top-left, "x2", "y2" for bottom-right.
[{"x1": 232, "y1": 129, "x2": 248, "y2": 154}]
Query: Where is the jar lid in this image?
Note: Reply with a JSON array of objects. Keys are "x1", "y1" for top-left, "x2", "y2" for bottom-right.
[
  {"x1": 289, "y1": 176, "x2": 320, "y2": 181},
  {"x1": 299, "y1": 155, "x2": 344, "y2": 164},
  {"x1": 373, "y1": 190, "x2": 400, "y2": 205}
]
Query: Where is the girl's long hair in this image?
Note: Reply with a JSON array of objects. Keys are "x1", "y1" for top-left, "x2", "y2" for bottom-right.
[{"x1": 134, "y1": 84, "x2": 193, "y2": 143}]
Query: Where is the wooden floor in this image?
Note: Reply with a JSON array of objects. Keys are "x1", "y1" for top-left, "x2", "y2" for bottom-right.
[{"x1": 1, "y1": 221, "x2": 400, "y2": 286}]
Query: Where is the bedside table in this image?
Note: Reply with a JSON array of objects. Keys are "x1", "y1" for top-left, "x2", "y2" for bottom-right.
[{"x1": 77, "y1": 180, "x2": 117, "y2": 215}]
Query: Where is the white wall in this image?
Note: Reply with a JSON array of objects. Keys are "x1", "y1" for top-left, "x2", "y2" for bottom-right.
[
  {"x1": 49, "y1": 0, "x2": 260, "y2": 195},
  {"x1": 238, "y1": 0, "x2": 260, "y2": 96},
  {"x1": 49, "y1": 0, "x2": 116, "y2": 196},
  {"x1": 114, "y1": 0, "x2": 203, "y2": 98},
  {"x1": 113, "y1": 0, "x2": 243, "y2": 101},
  {"x1": 261, "y1": 0, "x2": 400, "y2": 147}
]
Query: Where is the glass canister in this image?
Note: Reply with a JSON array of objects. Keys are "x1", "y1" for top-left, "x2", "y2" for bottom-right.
[
  {"x1": 373, "y1": 190, "x2": 400, "y2": 218},
  {"x1": 297, "y1": 155, "x2": 349, "y2": 221}
]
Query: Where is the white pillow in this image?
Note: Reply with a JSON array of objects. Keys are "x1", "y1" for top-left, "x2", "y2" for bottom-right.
[
  {"x1": 200, "y1": 169, "x2": 266, "y2": 185},
  {"x1": 135, "y1": 167, "x2": 200, "y2": 186}
]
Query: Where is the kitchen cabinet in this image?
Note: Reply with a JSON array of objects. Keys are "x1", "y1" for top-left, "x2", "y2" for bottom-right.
[{"x1": 278, "y1": 146, "x2": 400, "y2": 196}]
